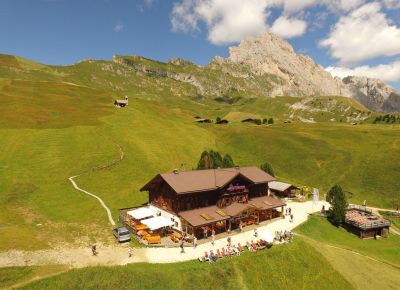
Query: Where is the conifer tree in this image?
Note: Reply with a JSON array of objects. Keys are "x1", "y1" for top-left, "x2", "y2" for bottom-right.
[
  {"x1": 327, "y1": 184, "x2": 348, "y2": 226},
  {"x1": 222, "y1": 154, "x2": 234, "y2": 168},
  {"x1": 260, "y1": 162, "x2": 275, "y2": 177}
]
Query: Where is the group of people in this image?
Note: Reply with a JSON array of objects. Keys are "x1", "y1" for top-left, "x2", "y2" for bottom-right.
[
  {"x1": 285, "y1": 207, "x2": 294, "y2": 223},
  {"x1": 201, "y1": 237, "x2": 272, "y2": 263},
  {"x1": 274, "y1": 230, "x2": 293, "y2": 243}
]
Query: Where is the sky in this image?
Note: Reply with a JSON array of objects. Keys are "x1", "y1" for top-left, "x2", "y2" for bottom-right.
[{"x1": 1, "y1": 0, "x2": 400, "y2": 90}]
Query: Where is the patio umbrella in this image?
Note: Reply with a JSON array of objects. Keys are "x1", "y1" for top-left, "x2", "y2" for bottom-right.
[{"x1": 260, "y1": 230, "x2": 274, "y2": 243}]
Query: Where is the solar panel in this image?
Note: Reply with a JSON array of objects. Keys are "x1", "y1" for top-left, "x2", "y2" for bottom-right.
[
  {"x1": 200, "y1": 213, "x2": 213, "y2": 220},
  {"x1": 216, "y1": 210, "x2": 227, "y2": 217}
]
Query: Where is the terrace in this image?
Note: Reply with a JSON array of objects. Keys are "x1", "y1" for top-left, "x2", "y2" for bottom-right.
[{"x1": 344, "y1": 205, "x2": 391, "y2": 238}]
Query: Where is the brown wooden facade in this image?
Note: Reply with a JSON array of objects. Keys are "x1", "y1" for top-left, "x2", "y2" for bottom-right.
[{"x1": 148, "y1": 175, "x2": 269, "y2": 214}]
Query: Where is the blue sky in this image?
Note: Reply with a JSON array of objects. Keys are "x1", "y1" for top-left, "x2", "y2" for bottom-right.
[{"x1": 1, "y1": 0, "x2": 400, "y2": 90}]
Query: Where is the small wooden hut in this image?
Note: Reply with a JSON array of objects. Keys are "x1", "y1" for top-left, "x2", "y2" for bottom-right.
[{"x1": 114, "y1": 96, "x2": 129, "y2": 107}]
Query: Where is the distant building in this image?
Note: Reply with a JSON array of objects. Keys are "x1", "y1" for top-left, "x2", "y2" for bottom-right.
[
  {"x1": 114, "y1": 96, "x2": 128, "y2": 107},
  {"x1": 195, "y1": 118, "x2": 212, "y2": 123},
  {"x1": 344, "y1": 205, "x2": 391, "y2": 239},
  {"x1": 268, "y1": 181, "x2": 300, "y2": 198}
]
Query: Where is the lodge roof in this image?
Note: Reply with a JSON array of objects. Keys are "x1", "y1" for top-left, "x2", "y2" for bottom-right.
[
  {"x1": 268, "y1": 181, "x2": 298, "y2": 192},
  {"x1": 248, "y1": 195, "x2": 286, "y2": 210},
  {"x1": 178, "y1": 205, "x2": 230, "y2": 227},
  {"x1": 115, "y1": 99, "x2": 128, "y2": 104},
  {"x1": 179, "y1": 196, "x2": 285, "y2": 227},
  {"x1": 140, "y1": 167, "x2": 276, "y2": 194}
]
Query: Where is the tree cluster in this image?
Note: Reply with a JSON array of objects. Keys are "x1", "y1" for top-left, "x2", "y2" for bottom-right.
[
  {"x1": 197, "y1": 150, "x2": 235, "y2": 170},
  {"x1": 262, "y1": 118, "x2": 274, "y2": 125},
  {"x1": 373, "y1": 114, "x2": 400, "y2": 124}
]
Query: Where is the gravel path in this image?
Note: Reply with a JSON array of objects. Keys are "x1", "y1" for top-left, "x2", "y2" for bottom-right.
[{"x1": 0, "y1": 201, "x2": 328, "y2": 268}]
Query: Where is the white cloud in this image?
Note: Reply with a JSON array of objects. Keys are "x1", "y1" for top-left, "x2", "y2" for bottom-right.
[
  {"x1": 382, "y1": 0, "x2": 400, "y2": 9},
  {"x1": 172, "y1": 0, "x2": 270, "y2": 44},
  {"x1": 280, "y1": 0, "x2": 318, "y2": 14},
  {"x1": 320, "y1": 2, "x2": 400, "y2": 65},
  {"x1": 326, "y1": 60, "x2": 400, "y2": 82},
  {"x1": 114, "y1": 23, "x2": 124, "y2": 32},
  {"x1": 322, "y1": 0, "x2": 366, "y2": 12},
  {"x1": 170, "y1": 0, "x2": 371, "y2": 45},
  {"x1": 270, "y1": 16, "x2": 307, "y2": 38}
]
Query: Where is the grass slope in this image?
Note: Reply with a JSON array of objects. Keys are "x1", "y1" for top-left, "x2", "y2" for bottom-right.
[
  {"x1": 0, "y1": 54, "x2": 399, "y2": 251},
  {"x1": 295, "y1": 215, "x2": 400, "y2": 267},
  {"x1": 18, "y1": 240, "x2": 353, "y2": 290}
]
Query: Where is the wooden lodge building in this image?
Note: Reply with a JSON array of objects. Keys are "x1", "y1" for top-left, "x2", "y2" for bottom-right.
[
  {"x1": 140, "y1": 166, "x2": 286, "y2": 239},
  {"x1": 344, "y1": 205, "x2": 391, "y2": 239},
  {"x1": 268, "y1": 181, "x2": 300, "y2": 198}
]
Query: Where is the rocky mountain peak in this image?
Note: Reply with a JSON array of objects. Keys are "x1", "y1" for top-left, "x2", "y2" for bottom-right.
[
  {"x1": 224, "y1": 32, "x2": 342, "y2": 97},
  {"x1": 341, "y1": 76, "x2": 400, "y2": 112}
]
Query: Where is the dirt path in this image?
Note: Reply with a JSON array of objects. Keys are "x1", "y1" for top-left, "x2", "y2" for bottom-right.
[
  {"x1": 67, "y1": 142, "x2": 125, "y2": 227},
  {"x1": 68, "y1": 176, "x2": 116, "y2": 226},
  {"x1": 3, "y1": 269, "x2": 70, "y2": 290},
  {"x1": 0, "y1": 201, "x2": 328, "y2": 268}
]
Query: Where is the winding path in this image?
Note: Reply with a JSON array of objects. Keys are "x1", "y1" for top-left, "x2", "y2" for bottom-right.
[
  {"x1": 68, "y1": 175, "x2": 116, "y2": 226},
  {"x1": 67, "y1": 142, "x2": 125, "y2": 226}
]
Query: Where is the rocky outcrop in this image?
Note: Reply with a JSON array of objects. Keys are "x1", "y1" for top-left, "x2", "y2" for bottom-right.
[
  {"x1": 112, "y1": 34, "x2": 400, "y2": 112},
  {"x1": 341, "y1": 76, "x2": 400, "y2": 112},
  {"x1": 222, "y1": 32, "x2": 342, "y2": 97},
  {"x1": 212, "y1": 32, "x2": 399, "y2": 112}
]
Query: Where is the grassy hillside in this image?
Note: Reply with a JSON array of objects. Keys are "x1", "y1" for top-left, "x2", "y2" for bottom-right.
[
  {"x1": 16, "y1": 240, "x2": 353, "y2": 290},
  {"x1": 296, "y1": 215, "x2": 400, "y2": 267},
  {"x1": 295, "y1": 215, "x2": 400, "y2": 289},
  {"x1": 0, "y1": 54, "x2": 399, "y2": 251}
]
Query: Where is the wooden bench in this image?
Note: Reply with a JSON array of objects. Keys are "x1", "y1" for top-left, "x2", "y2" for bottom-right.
[
  {"x1": 170, "y1": 231, "x2": 182, "y2": 243},
  {"x1": 134, "y1": 224, "x2": 148, "y2": 231},
  {"x1": 145, "y1": 234, "x2": 161, "y2": 244}
]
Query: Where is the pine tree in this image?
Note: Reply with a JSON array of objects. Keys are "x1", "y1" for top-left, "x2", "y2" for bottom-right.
[
  {"x1": 262, "y1": 118, "x2": 268, "y2": 124},
  {"x1": 197, "y1": 150, "x2": 209, "y2": 170},
  {"x1": 268, "y1": 118, "x2": 274, "y2": 124},
  {"x1": 222, "y1": 154, "x2": 234, "y2": 168},
  {"x1": 216, "y1": 117, "x2": 221, "y2": 124},
  {"x1": 327, "y1": 184, "x2": 348, "y2": 226},
  {"x1": 260, "y1": 162, "x2": 275, "y2": 177}
]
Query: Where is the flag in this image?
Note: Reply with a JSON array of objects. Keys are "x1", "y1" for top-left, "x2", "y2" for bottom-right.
[{"x1": 313, "y1": 188, "x2": 319, "y2": 206}]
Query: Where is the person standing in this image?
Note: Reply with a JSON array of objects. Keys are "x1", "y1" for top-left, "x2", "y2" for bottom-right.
[
  {"x1": 203, "y1": 227, "x2": 208, "y2": 239},
  {"x1": 290, "y1": 214, "x2": 294, "y2": 223},
  {"x1": 92, "y1": 244, "x2": 97, "y2": 256},
  {"x1": 193, "y1": 236, "x2": 197, "y2": 248},
  {"x1": 288, "y1": 207, "x2": 291, "y2": 215},
  {"x1": 227, "y1": 236, "x2": 231, "y2": 248},
  {"x1": 254, "y1": 228, "x2": 258, "y2": 238},
  {"x1": 239, "y1": 223, "x2": 243, "y2": 232},
  {"x1": 128, "y1": 246, "x2": 132, "y2": 258},
  {"x1": 211, "y1": 233, "x2": 215, "y2": 246},
  {"x1": 180, "y1": 239, "x2": 185, "y2": 254}
]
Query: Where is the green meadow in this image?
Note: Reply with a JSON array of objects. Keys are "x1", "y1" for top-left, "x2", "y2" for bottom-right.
[
  {"x1": 6, "y1": 216, "x2": 400, "y2": 290},
  {"x1": 15, "y1": 240, "x2": 353, "y2": 290},
  {"x1": 1, "y1": 54, "x2": 400, "y2": 251}
]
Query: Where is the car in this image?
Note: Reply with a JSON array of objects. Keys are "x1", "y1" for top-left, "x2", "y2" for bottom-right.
[{"x1": 112, "y1": 226, "x2": 131, "y2": 242}]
